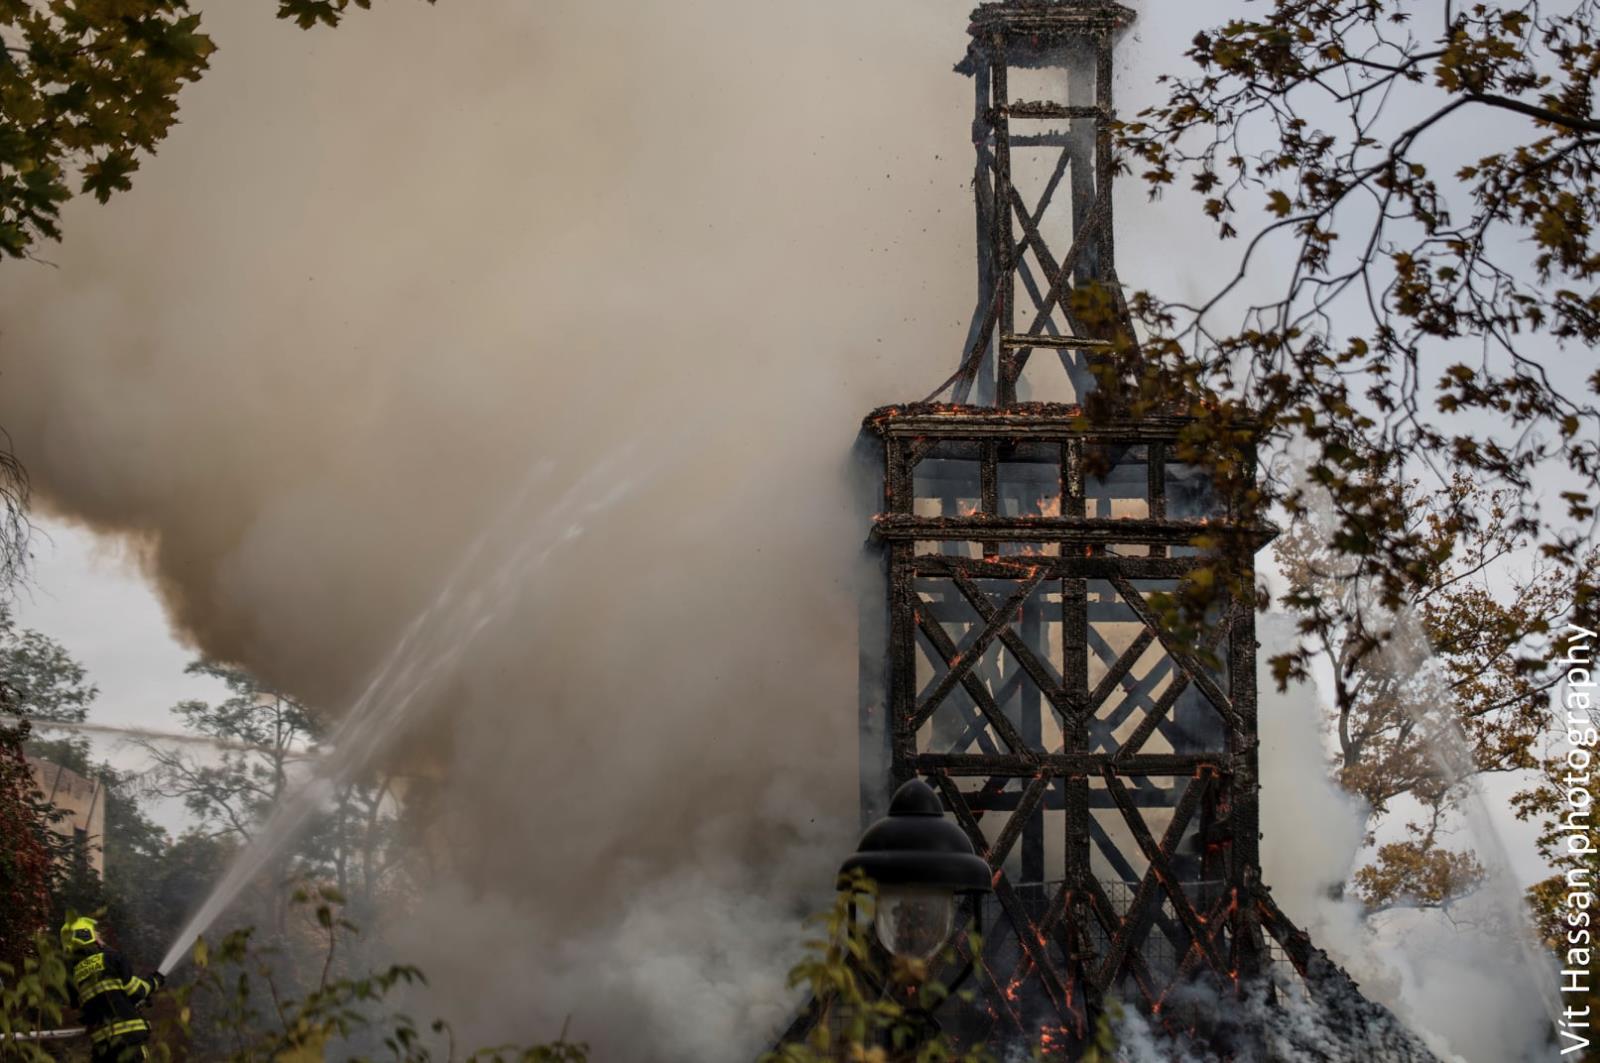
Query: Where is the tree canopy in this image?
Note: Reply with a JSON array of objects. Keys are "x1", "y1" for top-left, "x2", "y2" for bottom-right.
[
  {"x1": 1273, "y1": 474, "x2": 1573, "y2": 911},
  {"x1": 0, "y1": 604, "x2": 96, "y2": 724},
  {"x1": 144, "y1": 661, "x2": 406, "y2": 925},
  {"x1": 0, "y1": 0, "x2": 430, "y2": 261},
  {"x1": 1117, "y1": 0, "x2": 1600, "y2": 955},
  {"x1": 0, "y1": 718, "x2": 52, "y2": 971},
  {"x1": 1118, "y1": 0, "x2": 1599, "y2": 655}
]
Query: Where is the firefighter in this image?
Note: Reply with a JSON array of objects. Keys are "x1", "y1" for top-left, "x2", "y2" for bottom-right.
[{"x1": 60, "y1": 916, "x2": 165, "y2": 1062}]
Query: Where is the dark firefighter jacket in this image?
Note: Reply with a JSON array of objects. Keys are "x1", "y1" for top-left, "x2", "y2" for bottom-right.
[{"x1": 67, "y1": 946, "x2": 153, "y2": 1056}]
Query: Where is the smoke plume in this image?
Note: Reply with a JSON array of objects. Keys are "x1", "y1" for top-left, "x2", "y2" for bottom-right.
[
  {"x1": 0, "y1": 1, "x2": 988, "y2": 1056},
  {"x1": 1256, "y1": 619, "x2": 1553, "y2": 1062}
]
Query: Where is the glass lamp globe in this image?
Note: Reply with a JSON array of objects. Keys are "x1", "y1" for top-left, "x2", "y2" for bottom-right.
[
  {"x1": 874, "y1": 884, "x2": 957, "y2": 962},
  {"x1": 841, "y1": 779, "x2": 992, "y2": 964}
]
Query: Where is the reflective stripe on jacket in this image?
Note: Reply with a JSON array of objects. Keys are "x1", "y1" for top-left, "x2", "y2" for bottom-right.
[{"x1": 69, "y1": 947, "x2": 151, "y2": 1047}]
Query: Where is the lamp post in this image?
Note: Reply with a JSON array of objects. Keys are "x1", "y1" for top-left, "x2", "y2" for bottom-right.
[{"x1": 840, "y1": 778, "x2": 992, "y2": 963}]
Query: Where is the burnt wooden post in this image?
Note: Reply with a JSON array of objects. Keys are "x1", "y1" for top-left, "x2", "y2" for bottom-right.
[{"x1": 857, "y1": 0, "x2": 1285, "y2": 1048}]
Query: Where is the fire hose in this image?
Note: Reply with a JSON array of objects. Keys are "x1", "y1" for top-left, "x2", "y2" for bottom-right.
[
  {"x1": 1, "y1": 1027, "x2": 86, "y2": 1041},
  {"x1": 1, "y1": 976, "x2": 162, "y2": 1043}
]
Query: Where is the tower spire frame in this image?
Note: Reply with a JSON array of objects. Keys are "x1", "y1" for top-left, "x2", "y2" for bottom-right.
[
  {"x1": 861, "y1": 0, "x2": 1285, "y2": 1043},
  {"x1": 778, "y1": 4, "x2": 1437, "y2": 1056}
]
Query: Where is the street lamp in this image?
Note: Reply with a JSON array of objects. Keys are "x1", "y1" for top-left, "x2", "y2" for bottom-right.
[{"x1": 840, "y1": 778, "x2": 993, "y2": 962}]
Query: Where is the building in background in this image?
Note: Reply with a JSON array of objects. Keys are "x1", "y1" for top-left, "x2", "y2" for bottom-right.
[{"x1": 27, "y1": 756, "x2": 106, "y2": 877}]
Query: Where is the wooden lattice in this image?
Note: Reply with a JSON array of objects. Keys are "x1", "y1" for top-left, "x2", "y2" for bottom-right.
[
  {"x1": 858, "y1": 410, "x2": 1273, "y2": 1044},
  {"x1": 777, "y1": 3, "x2": 1345, "y2": 1057}
]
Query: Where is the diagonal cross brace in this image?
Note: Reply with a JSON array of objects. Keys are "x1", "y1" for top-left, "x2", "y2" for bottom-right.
[
  {"x1": 1106, "y1": 576, "x2": 1243, "y2": 734},
  {"x1": 1094, "y1": 770, "x2": 1215, "y2": 987},
  {"x1": 1085, "y1": 627, "x2": 1156, "y2": 717},
  {"x1": 1103, "y1": 770, "x2": 1230, "y2": 979},
  {"x1": 915, "y1": 624, "x2": 1006, "y2": 757},
  {"x1": 1008, "y1": 180, "x2": 1094, "y2": 339},
  {"x1": 1160, "y1": 888, "x2": 1240, "y2": 1006},
  {"x1": 910, "y1": 571, "x2": 1045, "y2": 730},
  {"x1": 917, "y1": 606, "x2": 1033, "y2": 755},
  {"x1": 1083, "y1": 877, "x2": 1160, "y2": 1004},
  {"x1": 931, "y1": 773, "x2": 1077, "y2": 1014},
  {"x1": 951, "y1": 571, "x2": 1072, "y2": 717},
  {"x1": 1112, "y1": 608, "x2": 1236, "y2": 760}
]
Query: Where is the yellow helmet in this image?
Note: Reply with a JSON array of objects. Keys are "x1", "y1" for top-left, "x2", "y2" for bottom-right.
[{"x1": 60, "y1": 916, "x2": 98, "y2": 953}]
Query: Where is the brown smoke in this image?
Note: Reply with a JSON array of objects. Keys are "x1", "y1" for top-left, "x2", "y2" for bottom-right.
[{"x1": 0, "y1": 1, "x2": 982, "y2": 1056}]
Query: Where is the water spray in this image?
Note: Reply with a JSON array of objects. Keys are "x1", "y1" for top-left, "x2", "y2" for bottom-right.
[
  {"x1": 1386, "y1": 607, "x2": 1562, "y2": 1037},
  {"x1": 0, "y1": 713, "x2": 297, "y2": 753},
  {"x1": 157, "y1": 448, "x2": 647, "y2": 976}
]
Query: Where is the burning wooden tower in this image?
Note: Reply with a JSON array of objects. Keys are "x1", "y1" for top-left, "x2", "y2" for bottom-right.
[
  {"x1": 855, "y1": 0, "x2": 1277, "y2": 1028},
  {"x1": 783, "y1": 1, "x2": 1441, "y2": 1056}
]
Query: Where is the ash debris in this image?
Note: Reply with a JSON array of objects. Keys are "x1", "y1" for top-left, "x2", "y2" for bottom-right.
[{"x1": 1097, "y1": 963, "x2": 1444, "y2": 1063}]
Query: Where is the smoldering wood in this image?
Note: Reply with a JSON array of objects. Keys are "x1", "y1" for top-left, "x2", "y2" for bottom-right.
[
  {"x1": 991, "y1": 102, "x2": 1106, "y2": 120},
  {"x1": 1000, "y1": 333, "x2": 1114, "y2": 350},
  {"x1": 908, "y1": 571, "x2": 1044, "y2": 729},
  {"x1": 783, "y1": 1, "x2": 1390, "y2": 1055},
  {"x1": 956, "y1": 781, "x2": 1204, "y2": 812},
  {"x1": 914, "y1": 753, "x2": 1221, "y2": 775},
  {"x1": 874, "y1": 514, "x2": 1275, "y2": 549},
  {"x1": 934, "y1": 773, "x2": 1079, "y2": 1012},
  {"x1": 1093, "y1": 771, "x2": 1211, "y2": 989},
  {"x1": 914, "y1": 605, "x2": 1033, "y2": 753},
  {"x1": 1105, "y1": 771, "x2": 1229, "y2": 975},
  {"x1": 866, "y1": 403, "x2": 1262, "y2": 443}
]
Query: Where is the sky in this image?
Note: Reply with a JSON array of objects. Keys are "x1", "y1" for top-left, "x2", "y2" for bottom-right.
[{"x1": 11, "y1": 519, "x2": 232, "y2": 834}]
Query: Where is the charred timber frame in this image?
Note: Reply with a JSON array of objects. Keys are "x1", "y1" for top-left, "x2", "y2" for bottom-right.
[
  {"x1": 943, "y1": 2, "x2": 1128, "y2": 407},
  {"x1": 859, "y1": 400, "x2": 1279, "y2": 1032},
  {"x1": 863, "y1": 0, "x2": 1306, "y2": 1040},
  {"x1": 781, "y1": 1, "x2": 1338, "y2": 1054}
]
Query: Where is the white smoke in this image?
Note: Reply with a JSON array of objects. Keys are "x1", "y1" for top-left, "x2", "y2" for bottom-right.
[{"x1": 1257, "y1": 618, "x2": 1553, "y2": 1062}]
